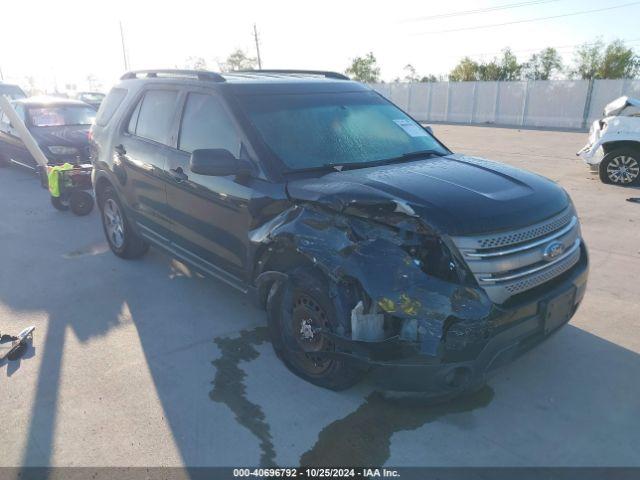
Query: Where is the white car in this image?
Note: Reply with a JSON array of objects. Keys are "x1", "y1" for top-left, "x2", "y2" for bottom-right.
[{"x1": 578, "y1": 96, "x2": 640, "y2": 185}]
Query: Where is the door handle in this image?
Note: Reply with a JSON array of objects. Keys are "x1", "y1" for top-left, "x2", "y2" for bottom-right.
[
  {"x1": 114, "y1": 144, "x2": 126, "y2": 156},
  {"x1": 169, "y1": 167, "x2": 188, "y2": 182}
]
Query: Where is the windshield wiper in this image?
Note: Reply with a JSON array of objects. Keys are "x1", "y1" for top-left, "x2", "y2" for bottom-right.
[{"x1": 284, "y1": 150, "x2": 447, "y2": 174}]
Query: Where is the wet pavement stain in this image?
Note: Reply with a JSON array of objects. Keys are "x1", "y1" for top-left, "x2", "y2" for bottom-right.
[
  {"x1": 210, "y1": 326, "x2": 276, "y2": 467},
  {"x1": 300, "y1": 385, "x2": 494, "y2": 466},
  {"x1": 64, "y1": 242, "x2": 109, "y2": 258}
]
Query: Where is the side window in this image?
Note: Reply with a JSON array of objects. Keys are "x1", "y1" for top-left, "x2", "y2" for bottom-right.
[
  {"x1": 96, "y1": 88, "x2": 127, "y2": 126},
  {"x1": 127, "y1": 98, "x2": 142, "y2": 134},
  {"x1": 178, "y1": 93, "x2": 241, "y2": 156},
  {"x1": 133, "y1": 90, "x2": 179, "y2": 145}
]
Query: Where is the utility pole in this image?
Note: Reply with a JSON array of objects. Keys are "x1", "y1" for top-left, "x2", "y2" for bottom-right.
[
  {"x1": 253, "y1": 24, "x2": 262, "y2": 69},
  {"x1": 0, "y1": 67, "x2": 4, "y2": 81},
  {"x1": 120, "y1": 21, "x2": 129, "y2": 71}
]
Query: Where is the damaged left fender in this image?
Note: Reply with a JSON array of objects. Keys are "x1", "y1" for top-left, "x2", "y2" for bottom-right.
[{"x1": 250, "y1": 203, "x2": 493, "y2": 358}]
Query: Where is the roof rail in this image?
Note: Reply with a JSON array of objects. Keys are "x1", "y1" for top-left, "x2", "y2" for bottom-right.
[
  {"x1": 120, "y1": 69, "x2": 225, "y2": 82},
  {"x1": 234, "y1": 69, "x2": 350, "y2": 80}
]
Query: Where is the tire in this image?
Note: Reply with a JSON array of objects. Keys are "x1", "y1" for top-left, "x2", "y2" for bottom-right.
[
  {"x1": 99, "y1": 185, "x2": 149, "y2": 259},
  {"x1": 266, "y1": 265, "x2": 365, "y2": 391},
  {"x1": 50, "y1": 194, "x2": 70, "y2": 211},
  {"x1": 70, "y1": 190, "x2": 94, "y2": 216},
  {"x1": 599, "y1": 148, "x2": 640, "y2": 185}
]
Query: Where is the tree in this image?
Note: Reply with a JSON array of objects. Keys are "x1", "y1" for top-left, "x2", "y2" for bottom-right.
[
  {"x1": 419, "y1": 74, "x2": 439, "y2": 82},
  {"x1": 499, "y1": 48, "x2": 522, "y2": 81},
  {"x1": 477, "y1": 60, "x2": 502, "y2": 81},
  {"x1": 523, "y1": 47, "x2": 563, "y2": 80},
  {"x1": 572, "y1": 39, "x2": 639, "y2": 79},
  {"x1": 345, "y1": 52, "x2": 380, "y2": 83},
  {"x1": 599, "y1": 40, "x2": 639, "y2": 79},
  {"x1": 403, "y1": 64, "x2": 419, "y2": 82},
  {"x1": 185, "y1": 56, "x2": 208, "y2": 71},
  {"x1": 449, "y1": 57, "x2": 479, "y2": 81},
  {"x1": 572, "y1": 40, "x2": 604, "y2": 79},
  {"x1": 222, "y1": 49, "x2": 257, "y2": 72}
]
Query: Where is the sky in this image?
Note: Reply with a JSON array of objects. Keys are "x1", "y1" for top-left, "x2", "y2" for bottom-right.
[{"x1": 1, "y1": 0, "x2": 639, "y2": 91}]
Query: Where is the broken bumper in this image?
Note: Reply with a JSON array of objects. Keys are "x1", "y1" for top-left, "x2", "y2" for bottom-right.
[
  {"x1": 328, "y1": 250, "x2": 589, "y2": 393},
  {"x1": 576, "y1": 143, "x2": 604, "y2": 165}
]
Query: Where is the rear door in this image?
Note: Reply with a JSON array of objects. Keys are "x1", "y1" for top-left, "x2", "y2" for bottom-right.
[
  {"x1": 164, "y1": 90, "x2": 254, "y2": 280},
  {"x1": 114, "y1": 88, "x2": 180, "y2": 235}
]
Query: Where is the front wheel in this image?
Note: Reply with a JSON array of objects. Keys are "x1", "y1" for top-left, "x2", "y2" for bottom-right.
[
  {"x1": 266, "y1": 265, "x2": 364, "y2": 390},
  {"x1": 599, "y1": 149, "x2": 640, "y2": 185},
  {"x1": 99, "y1": 186, "x2": 149, "y2": 259}
]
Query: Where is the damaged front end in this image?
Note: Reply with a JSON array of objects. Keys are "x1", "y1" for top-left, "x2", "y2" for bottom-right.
[{"x1": 250, "y1": 195, "x2": 515, "y2": 392}]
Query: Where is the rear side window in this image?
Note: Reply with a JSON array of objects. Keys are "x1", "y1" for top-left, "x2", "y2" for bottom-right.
[
  {"x1": 178, "y1": 93, "x2": 241, "y2": 156},
  {"x1": 95, "y1": 88, "x2": 127, "y2": 126},
  {"x1": 132, "y1": 90, "x2": 179, "y2": 145}
]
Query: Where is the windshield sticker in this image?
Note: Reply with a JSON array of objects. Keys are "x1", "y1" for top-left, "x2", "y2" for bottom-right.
[{"x1": 393, "y1": 119, "x2": 428, "y2": 137}]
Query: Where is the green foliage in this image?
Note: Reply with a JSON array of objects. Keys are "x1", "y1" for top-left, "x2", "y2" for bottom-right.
[
  {"x1": 223, "y1": 49, "x2": 257, "y2": 72},
  {"x1": 572, "y1": 39, "x2": 639, "y2": 79},
  {"x1": 523, "y1": 48, "x2": 564, "y2": 80},
  {"x1": 449, "y1": 57, "x2": 480, "y2": 81},
  {"x1": 345, "y1": 52, "x2": 380, "y2": 82}
]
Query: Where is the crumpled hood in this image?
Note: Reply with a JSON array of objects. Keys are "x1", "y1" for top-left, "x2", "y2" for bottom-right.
[
  {"x1": 31, "y1": 125, "x2": 91, "y2": 148},
  {"x1": 286, "y1": 154, "x2": 569, "y2": 235}
]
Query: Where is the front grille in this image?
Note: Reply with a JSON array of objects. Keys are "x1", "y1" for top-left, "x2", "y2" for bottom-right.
[
  {"x1": 475, "y1": 210, "x2": 573, "y2": 249},
  {"x1": 451, "y1": 207, "x2": 582, "y2": 304}
]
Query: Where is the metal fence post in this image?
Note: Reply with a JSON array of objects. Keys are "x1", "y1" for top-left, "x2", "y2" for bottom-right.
[
  {"x1": 471, "y1": 81, "x2": 478, "y2": 124},
  {"x1": 426, "y1": 82, "x2": 434, "y2": 122},
  {"x1": 444, "y1": 82, "x2": 451, "y2": 122},
  {"x1": 521, "y1": 80, "x2": 531, "y2": 127},
  {"x1": 494, "y1": 81, "x2": 501, "y2": 124},
  {"x1": 581, "y1": 78, "x2": 595, "y2": 130}
]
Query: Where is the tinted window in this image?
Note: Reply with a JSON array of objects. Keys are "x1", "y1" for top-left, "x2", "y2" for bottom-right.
[
  {"x1": 95, "y1": 88, "x2": 126, "y2": 126},
  {"x1": 178, "y1": 93, "x2": 240, "y2": 156},
  {"x1": 134, "y1": 90, "x2": 178, "y2": 145},
  {"x1": 127, "y1": 99, "x2": 142, "y2": 134}
]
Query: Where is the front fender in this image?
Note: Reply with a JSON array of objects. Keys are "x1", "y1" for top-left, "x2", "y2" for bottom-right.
[{"x1": 249, "y1": 204, "x2": 493, "y2": 356}]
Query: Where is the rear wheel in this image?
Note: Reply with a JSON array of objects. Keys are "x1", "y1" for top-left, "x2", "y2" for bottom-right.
[
  {"x1": 266, "y1": 265, "x2": 364, "y2": 390},
  {"x1": 599, "y1": 148, "x2": 640, "y2": 185},
  {"x1": 70, "y1": 190, "x2": 94, "y2": 216},
  {"x1": 50, "y1": 194, "x2": 70, "y2": 211},
  {"x1": 99, "y1": 186, "x2": 149, "y2": 259}
]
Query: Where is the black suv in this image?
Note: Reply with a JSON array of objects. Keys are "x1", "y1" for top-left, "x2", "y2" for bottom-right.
[{"x1": 91, "y1": 69, "x2": 588, "y2": 393}]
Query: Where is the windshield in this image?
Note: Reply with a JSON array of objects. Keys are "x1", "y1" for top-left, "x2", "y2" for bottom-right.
[
  {"x1": 238, "y1": 91, "x2": 448, "y2": 170},
  {"x1": 28, "y1": 105, "x2": 96, "y2": 127}
]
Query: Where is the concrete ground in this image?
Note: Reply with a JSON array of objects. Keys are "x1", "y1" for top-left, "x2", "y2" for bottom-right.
[{"x1": 1, "y1": 125, "x2": 639, "y2": 468}]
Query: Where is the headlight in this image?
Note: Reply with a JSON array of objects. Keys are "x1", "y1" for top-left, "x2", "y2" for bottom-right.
[{"x1": 48, "y1": 146, "x2": 79, "y2": 155}]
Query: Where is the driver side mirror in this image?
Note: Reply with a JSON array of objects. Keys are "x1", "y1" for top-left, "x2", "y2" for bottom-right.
[{"x1": 189, "y1": 149, "x2": 252, "y2": 177}]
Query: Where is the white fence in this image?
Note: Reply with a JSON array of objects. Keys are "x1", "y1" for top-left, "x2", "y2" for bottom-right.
[{"x1": 370, "y1": 79, "x2": 640, "y2": 130}]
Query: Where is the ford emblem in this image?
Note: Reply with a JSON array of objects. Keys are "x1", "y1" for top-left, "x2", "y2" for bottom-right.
[{"x1": 543, "y1": 241, "x2": 565, "y2": 261}]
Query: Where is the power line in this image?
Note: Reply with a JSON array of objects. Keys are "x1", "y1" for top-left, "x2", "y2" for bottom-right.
[
  {"x1": 402, "y1": 0, "x2": 560, "y2": 22},
  {"x1": 414, "y1": 1, "x2": 640, "y2": 35}
]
